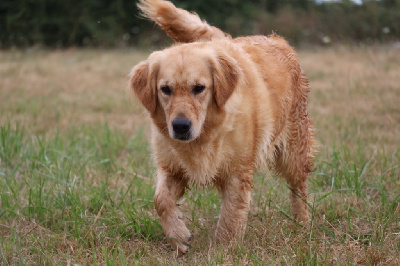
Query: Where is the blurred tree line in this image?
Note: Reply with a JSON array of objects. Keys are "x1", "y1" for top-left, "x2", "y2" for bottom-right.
[{"x1": 0, "y1": 0, "x2": 399, "y2": 48}]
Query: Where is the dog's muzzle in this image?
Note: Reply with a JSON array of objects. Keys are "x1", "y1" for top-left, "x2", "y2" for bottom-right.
[{"x1": 172, "y1": 117, "x2": 192, "y2": 141}]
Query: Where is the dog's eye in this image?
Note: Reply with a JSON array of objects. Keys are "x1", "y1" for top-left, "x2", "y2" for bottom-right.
[
  {"x1": 160, "y1": 86, "x2": 172, "y2": 95},
  {"x1": 193, "y1": 85, "x2": 205, "y2": 95}
]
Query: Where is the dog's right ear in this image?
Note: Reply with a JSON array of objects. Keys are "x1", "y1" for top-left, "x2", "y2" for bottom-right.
[{"x1": 130, "y1": 61, "x2": 157, "y2": 114}]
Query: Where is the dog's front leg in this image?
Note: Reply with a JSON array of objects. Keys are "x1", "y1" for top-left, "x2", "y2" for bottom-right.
[
  {"x1": 215, "y1": 170, "x2": 253, "y2": 243},
  {"x1": 154, "y1": 169, "x2": 190, "y2": 254}
]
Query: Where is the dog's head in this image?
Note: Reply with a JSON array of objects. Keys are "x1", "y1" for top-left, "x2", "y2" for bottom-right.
[{"x1": 130, "y1": 43, "x2": 241, "y2": 142}]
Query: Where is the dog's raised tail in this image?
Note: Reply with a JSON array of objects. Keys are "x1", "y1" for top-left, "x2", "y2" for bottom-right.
[{"x1": 138, "y1": 0, "x2": 228, "y2": 43}]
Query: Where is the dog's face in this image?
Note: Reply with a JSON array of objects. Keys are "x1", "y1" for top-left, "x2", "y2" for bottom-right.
[{"x1": 130, "y1": 44, "x2": 240, "y2": 142}]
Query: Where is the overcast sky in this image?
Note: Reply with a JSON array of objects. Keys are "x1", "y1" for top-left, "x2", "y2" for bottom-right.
[{"x1": 316, "y1": 0, "x2": 363, "y2": 4}]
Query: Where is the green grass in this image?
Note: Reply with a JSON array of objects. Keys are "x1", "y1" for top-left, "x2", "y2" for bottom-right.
[
  {"x1": 0, "y1": 47, "x2": 399, "y2": 264},
  {"x1": 0, "y1": 123, "x2": 160, "y2": 264}
]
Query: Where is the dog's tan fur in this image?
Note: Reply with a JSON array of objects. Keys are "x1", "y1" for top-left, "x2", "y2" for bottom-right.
[{"x1": 130, "y1": 0, "x2": 314, "y2": 254}]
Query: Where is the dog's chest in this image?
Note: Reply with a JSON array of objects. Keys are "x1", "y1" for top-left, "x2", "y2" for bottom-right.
[{"x1": 158, "y1": 140, "x2": 233, "y2": 186}]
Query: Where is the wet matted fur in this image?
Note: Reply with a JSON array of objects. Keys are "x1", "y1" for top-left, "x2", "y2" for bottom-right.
[{"x1": 130, "y1": 0, "x2": 315, "y2": 254}]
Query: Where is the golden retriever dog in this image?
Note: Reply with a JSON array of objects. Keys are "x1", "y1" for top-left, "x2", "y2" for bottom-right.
[{"x1": 130, "y1": 0, "x2": 314, "y2": 254}]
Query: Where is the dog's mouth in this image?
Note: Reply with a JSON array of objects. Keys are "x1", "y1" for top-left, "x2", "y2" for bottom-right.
[{"x1": 173, "y1": 132, "x2": 192, "y2": 141}]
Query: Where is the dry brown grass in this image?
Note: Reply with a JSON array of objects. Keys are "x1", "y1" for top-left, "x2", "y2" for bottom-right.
[
  {"x1": 0, "y1": 49, "x2": 147, "y2": 135},
  {"x1": 0, "y1": 45, "x2": 399, "y2": 265},
  {"x1": 300, "y1": 45, "x2": 400, "y2": 150}
]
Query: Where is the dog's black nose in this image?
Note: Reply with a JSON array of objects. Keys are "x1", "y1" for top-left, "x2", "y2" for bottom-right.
[
  {"x1": 172, "y1": 117, "x2": 192, "y2": 135},
  {"x1": 172, "y1": 117, "x2": 192, "y2": 140}
]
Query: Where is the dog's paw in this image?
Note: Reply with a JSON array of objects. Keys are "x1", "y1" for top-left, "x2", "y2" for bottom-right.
[
  {"x1": 293, "y1": 209, "x2": 310, "y2": 225},
  {"x1": 164, "y1": 212, "x2": 191, "y2": 254},
  {"x1": 168, "y1": 228, "x2": 191, "y2": 254}
]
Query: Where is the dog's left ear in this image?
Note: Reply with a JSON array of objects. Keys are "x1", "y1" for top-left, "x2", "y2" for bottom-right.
[
  {"x1": 211, "y1": 52, "x2": 241, "y2": 108},
  {"x1": 130, "y1": 61, "x2": 157, "y2": 114}
]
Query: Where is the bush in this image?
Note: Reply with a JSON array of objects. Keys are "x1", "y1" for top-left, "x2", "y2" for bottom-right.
[{"x1": 0, "y1": 0, "x2": 399, "y2": 48}]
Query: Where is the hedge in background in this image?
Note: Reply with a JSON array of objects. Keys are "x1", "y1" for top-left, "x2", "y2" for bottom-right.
[{"x1": 0, "y1": 0, "x2": 399, "y2": 48}]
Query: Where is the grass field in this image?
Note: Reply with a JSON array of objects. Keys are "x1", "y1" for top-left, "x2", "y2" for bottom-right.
[{"x1": 0, "y1": 46, "x2": 399, "y2": 265}]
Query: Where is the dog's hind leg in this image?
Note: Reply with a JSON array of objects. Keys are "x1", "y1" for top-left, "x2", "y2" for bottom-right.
[
  {"x1": 275, "y1": 72, "x2": 314, "y2": 223},
  {"x1": 287, "y1": 175, "x2": 310, "y2": 223},
  {"x1": 154, "y1": 169, "x2": 190, "y2": 254},
  {"x1": 275, "y1": 149, "x2": 311, "y2": 223},
  {"x1": 275, "y1": 120, "x2": 313, "y2": 223}
]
